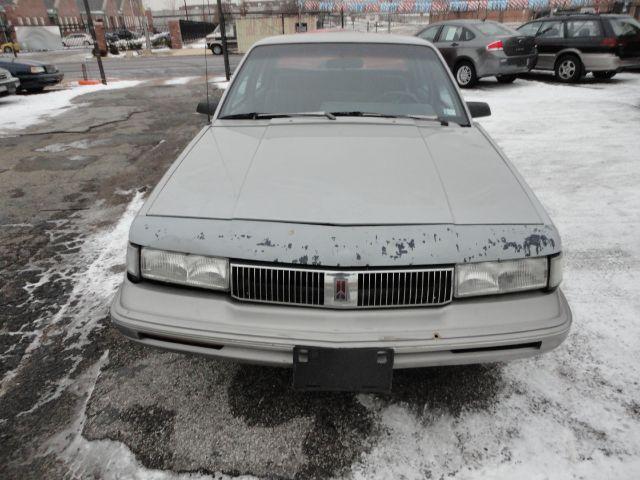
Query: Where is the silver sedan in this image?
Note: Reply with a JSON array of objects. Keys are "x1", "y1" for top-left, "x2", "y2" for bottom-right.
[
  {"x1": 417, "y1": 20, "x2": 538, "y2": 87},
  {"x1": 111, "y1": 33, "x2": 570, "y2": 392}
]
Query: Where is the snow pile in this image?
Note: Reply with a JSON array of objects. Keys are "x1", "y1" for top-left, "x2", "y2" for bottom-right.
[
  {"x1": 209, "y1": 75, "x2": 229, "y2": 89},
  {"x1": 350, "y1": 74, "x2": 640, "y2": 479},
  {"x1": 0, "y1": 81, "x2": 141, "y2": 135},
  {"x1": 164, "y1": 76, "x2": 198, "y2": 86}
]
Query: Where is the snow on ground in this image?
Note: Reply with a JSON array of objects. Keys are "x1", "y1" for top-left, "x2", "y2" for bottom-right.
[
  {"x1": 209, "y1": 75, "x2": 230, "y2": 89},
  {"x1": 18, "y1": 73, "x2": 640, "y2": 479},
  {"x1": 164, "y1": 76, "x2": 198, "y2": 86},
  {"x1": 349, "y1": 74, "x2": 640, "y2": 479},
  {"x1": 0, "y1": 81, "x2": 141, "y2": 135}
]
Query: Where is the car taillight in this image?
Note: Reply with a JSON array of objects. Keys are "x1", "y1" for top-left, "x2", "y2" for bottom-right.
[
  {"x1": 601, "y1": 37, "x2": 617, "y2": 47},
  {"x1": 486, "y1": 40, "x2": 503, "y2": 51}
]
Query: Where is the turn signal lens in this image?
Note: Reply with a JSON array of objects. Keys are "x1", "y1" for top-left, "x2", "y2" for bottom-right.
[
  {"x1": 486, "y1": 40, "x2": 504, "y2": 51},
  {"x1": 548, "y1": 253, "x2": 563, "y2": 289}
]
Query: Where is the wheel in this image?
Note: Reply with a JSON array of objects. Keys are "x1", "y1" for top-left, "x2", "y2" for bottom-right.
[
  {"x1": 4, "y1": 46, "x2": 14, "y2": 53},
  {"x1": 211, "y1": 44, "x2": 223, "y2": 55},
  {"x1": 454, "y1": 61, "x2": 477, "y2": 88},
  {"x1": 496, "y1": 74, "x2": 517, "y2": 84},
  {"x1": 593, "y1": 71, "x2": 616, "y2": 80},
  {"x1": 554, "y1": 54, "x2": 583, "y2": 83}
]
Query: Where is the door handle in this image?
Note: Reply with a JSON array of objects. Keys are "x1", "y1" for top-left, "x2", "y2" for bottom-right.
[{"x1": 450, "y1": 42, "x2": 459, "y2": 46}]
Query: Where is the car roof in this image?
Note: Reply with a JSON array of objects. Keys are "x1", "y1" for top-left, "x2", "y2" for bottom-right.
[
  {"x1": 253, "y1": 32, "x2": 433, "y2": 48},
  {"x1": 531, "y1": 14, "x2": 613, "y2": 21},
  {"x1": 428, "y1": 19, "x2": 500, "y2": 25}
]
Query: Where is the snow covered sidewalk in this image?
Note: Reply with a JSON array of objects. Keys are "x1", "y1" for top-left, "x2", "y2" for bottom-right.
[{"x1": 0, "y1": 81, "x2": 141, "y2": 135}]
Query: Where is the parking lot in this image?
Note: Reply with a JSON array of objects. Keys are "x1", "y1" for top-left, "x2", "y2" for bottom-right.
[{"x1": 1, "y1": 60, "x2": 640, "y2": 480}]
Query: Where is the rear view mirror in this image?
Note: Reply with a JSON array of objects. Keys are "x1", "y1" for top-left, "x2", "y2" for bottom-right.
[
  {"x1": 197, "y1": 100, "x2": 218, "y2": 116},
  {"x1": 466, "y1": 101, "x2": 491, "y2": 118}
]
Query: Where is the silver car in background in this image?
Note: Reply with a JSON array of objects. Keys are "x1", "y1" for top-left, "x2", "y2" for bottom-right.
[
  {"x1": 417, "y1": 20, "x2": 538, "y2": 87},
  {"x1": 111, "y1": 33, "x2": 570, "y2": 392}
]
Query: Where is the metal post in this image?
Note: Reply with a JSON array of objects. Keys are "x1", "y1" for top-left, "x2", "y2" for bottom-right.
[
  {"x1": 138, "y1": 0, "x2": 151, "y2": 53},
  {"x1": 81, "y1": 0, "x2": 107, "y2": 85},
  {"x1": 184, "y1": 0, "x2": 189, "y2": 20},
  {"x1": 216, "y1": 0, "x2": 231, "y2": 81},
  {"x1": 341, "y1": 7, "x2": 344, "y2": 29},
  {"x1": 388, "y1": 13, "x2": 391, "y2": 33},
  {"x1": 281, "y1": 13, "x2": 285, "y2": 34},
  {"x1": 81, "y1": 62, "x2": 88, "y2": 80}
]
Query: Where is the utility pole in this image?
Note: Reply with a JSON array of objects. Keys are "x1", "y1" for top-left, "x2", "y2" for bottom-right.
[
  {"x1": 81, "y1": 0, "x2": 107, "y2": 85},
  {"x1": 184, "y1": 0, "x2": 189, "y2": 20},
  {"x1": 216, "y1": 0, "x2": 230, "y2": 80}
]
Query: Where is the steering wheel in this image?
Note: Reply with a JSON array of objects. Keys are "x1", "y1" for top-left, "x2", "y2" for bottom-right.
[{"x1": 378, "y1": 90, "x2": 420, "y2": 103}]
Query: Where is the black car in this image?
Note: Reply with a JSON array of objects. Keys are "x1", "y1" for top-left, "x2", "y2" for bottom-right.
[
  {"x1": 517, "y1": 14, "x2": 640, "y2": 82},
  {"x1": 0, "y1": 57, "x2": 63, "y2": 93},
  {"x1": 106, "y1": 29, "x2": 140, "y2": 42}
]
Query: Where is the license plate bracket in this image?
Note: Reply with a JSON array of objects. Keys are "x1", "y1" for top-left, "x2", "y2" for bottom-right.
[{"x1": 293, "y1": 346, "x2": 393, "y2": 393}]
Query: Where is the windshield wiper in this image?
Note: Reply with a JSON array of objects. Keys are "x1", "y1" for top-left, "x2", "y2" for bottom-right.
[
  {"x1": 219, "y1": 111, "x2": 335, "y2": 120},
  {"x1": 330, "y1": 111, "x2": 449, "y2": 126}
]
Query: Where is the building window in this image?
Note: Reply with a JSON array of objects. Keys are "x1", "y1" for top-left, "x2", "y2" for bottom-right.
[
  {"x1": 40, "y1": 17, "x2": 45, "y2": 25},
  {"x1": 25, "y1": 17, "x2": 31, "y2": 25},
  {"x1": 17, "y1": 17, "x2": 23, "y2": 26}
]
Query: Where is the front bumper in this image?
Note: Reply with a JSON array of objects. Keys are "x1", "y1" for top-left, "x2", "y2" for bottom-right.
[
  {"x1": 111, "y1": 276, "x2": 572, "y2": 368},
  {"x1": 477, "y1": 52, "x2": 537, "y2": 78},
  {"x1": 0, "y1": 78, "x2": 20, "y2": 95},
  {"x1": 17, "y1": 72, "x2": 64, "y2": 89}
]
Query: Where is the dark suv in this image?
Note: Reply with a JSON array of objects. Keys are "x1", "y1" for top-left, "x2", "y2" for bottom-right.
[{"x1": 517, "y1": 14, "x2": 640, "y2": 82}]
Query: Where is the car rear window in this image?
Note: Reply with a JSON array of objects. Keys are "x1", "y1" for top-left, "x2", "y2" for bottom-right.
[
  {"x1": 475, "y1": 22, "x2": 518, "y2": 36},
  {"x1": 609, "y1": 17, "x2": 640, "y2": 37}
]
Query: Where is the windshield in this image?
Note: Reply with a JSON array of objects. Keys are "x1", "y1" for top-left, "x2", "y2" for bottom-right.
[{"x1": 219, "y1": 43, "x2": 468, "y2": 125}]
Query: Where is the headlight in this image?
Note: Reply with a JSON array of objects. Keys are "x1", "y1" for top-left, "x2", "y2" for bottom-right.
[
  {"x1": 140, "y1": 247, "x2": 229, "y2": 291},
  {"x1": 30, "y1": 66, "x2": 45, "y2": 74},
  {"x1": 455, "y1": 257, "x2": 548, "y2": 298}
]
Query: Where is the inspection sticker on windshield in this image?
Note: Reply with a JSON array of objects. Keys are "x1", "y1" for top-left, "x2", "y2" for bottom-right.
[{"x1": 444, "y1": 108, "x2": 456, "y2": 116}]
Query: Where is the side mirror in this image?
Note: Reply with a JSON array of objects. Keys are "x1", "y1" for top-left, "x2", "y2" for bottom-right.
[
  {"x1": 196, "y1": 100, "x2": 218, "y2": 116},
  {"x1": 466, "y1": 101, "x2": 491, "y2": 118}
]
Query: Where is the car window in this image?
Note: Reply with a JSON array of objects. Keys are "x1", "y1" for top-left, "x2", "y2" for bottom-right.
[
  {"x1": 566, "y1": 20, "x2": 602, "y2": 38},
  {"x1": 518, "y1": 22, "x2": 541, "y2": 36},
  {"x1": 609, "y1": 17, "x2": 640, "y2": 37},
  {"x1": 419, "y1": 25, "x2": 440, "y2": 42},
  {"x1": 538, "y1": 21, "x2": 564, "y2": 38},
  {"x1": 461, "y1": 28, "x2": 475, "y2": 41},
  {"x1": 440, "y1": 26, "x2": 463, "y2": 42},
  {"x1": 219, "y1": 43, "x2": 469, "y2": 125},
  {"x1": 475, "y1": 22, "x2": 518, "y2": 36}
]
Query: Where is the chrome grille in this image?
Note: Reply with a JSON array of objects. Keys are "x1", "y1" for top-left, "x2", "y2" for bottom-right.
[
  {"x1": 357, "y1": 269, "x2": 453, "y2": 307},
  {"x1": 230, "y1": 263, "x2": 453, "y2": 308},
  {"x1": 231, "y1": 264, "x2": 325, "y2": 306}
]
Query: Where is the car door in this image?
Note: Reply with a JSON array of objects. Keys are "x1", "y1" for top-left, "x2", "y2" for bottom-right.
[
  {"x1": 435, "y1": 25, "x2": 464, "y2": 69},
  {"x1": 534, "y1": 20, "x2": 566, "y2": 70}
]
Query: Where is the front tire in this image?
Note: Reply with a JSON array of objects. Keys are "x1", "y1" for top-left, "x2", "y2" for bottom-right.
[
  {"x1": 496, "y1": 74, "x2": 517, "y2": 84},
  {"x1": 555, "y1": 54, "x2": 583, "y2": 83},
  {"x1": 593, "y1": 71, "x2": 616, "y2": 80},
  {"x1": 211, "y1": 44, "x2": 223, "y2": 55},
  {"x1": 454, "y1": 61, "x2": 477, "y2": 88}
]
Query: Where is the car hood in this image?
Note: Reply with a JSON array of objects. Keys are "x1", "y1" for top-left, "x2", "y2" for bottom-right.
[
  {"x1": 0, "y1": 58, "x2": 46, "y2": 67},
  {"x1": 147, "y1": 121, "x2": 544, "y2": 226}
]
